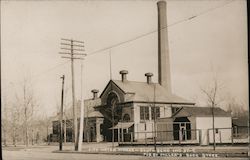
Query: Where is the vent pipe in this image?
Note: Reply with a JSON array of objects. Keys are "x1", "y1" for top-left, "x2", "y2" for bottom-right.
[
  {"x1": 145, "y1": 73, "x2": 153, "y2": 84},
  {"x1": 119, "y1": 70, "x2": 128, "y2": 82},
  {"x1": 91, "y1": 89, "x2": 99, "y2": 99}
]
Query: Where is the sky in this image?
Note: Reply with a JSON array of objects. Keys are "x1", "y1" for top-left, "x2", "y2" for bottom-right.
[{"x1": 1, "y1": 0, "x2": 248, "y2": 117}]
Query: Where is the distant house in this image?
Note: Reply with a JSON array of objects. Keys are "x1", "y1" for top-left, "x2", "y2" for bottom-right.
[{"x1": 232, "y1": 116, "x2": 248, "y2": 139}]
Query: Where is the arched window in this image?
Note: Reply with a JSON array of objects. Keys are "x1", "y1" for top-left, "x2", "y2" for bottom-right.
[
  {"x1": 107, "y1": 92, "x2": 119, "y2": 106},
  {"x1": 105, "y1": 92, "x2": 122, "y2": 123},
  {"x1": 123, "y1": 114, "x2": 130, "y2": 122}
]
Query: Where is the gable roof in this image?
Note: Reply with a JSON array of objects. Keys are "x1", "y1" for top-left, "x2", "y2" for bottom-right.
[
  {"x1": 173, "y1": 106, "x2": 231, "y2": 118},
  {"x1": 108, "y1": 80, "x2": 194, "y2": 104}
]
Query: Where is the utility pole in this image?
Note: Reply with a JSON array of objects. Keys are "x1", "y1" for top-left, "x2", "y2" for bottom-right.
[
  {"x1": 31, "y1": 103, "x2": 34, "y2": 145},
  {"x1": 78, "y1": 60, "x2": 86, "y2": 151},
  {"x1": 59, "y1": 38, "x2": 85, "y2": 151},
  {"x1": 59, "y1": 75, "x2": 65, "y2": 151},
  {"x1": 111, "y1": 99, "x2": 116, "y2": 149},
  {"x1": 153, "y1": 84, "x2": 157, "y2": 152},
  {"x1": 212, "y1": 102, "x2": 216, "y2": 151},
  {"x1": 86, "y1": 103, "x2": 89, "y2": 143},
  {"x1": 64, "y1": 111, "x2": 67, "y2": 143}
]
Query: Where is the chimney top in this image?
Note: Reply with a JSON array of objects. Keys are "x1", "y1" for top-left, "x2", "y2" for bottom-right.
[
  {"x1": 119, "y1": 70, "x2": 128, "y2": 82},
  {"x1": 119, "y1": 70, "x2": 128, "y2": 75},
  {"x1": 91, "y1": 89, "x2": 99, "y2": 93},
  {"x1": 145, "y1": 72, "x2": 153, "y2": 77},
  {"x1": 91, "y1": 89, "x2": 99, "y2": 99},
  {"x1": 157, "y1": 0, "x2": 166, "y2": 5},
  {"x1": 145, "y1": 72, "x2": 153, "y2": 84}
]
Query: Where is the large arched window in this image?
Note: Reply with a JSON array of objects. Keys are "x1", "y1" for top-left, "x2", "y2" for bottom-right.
[
  {"x1": 107, "y1": 92, "x2": 119, "y2": 106},
  {"x1": 105, "y1": 92, "x2": 122, "y2": 123}
]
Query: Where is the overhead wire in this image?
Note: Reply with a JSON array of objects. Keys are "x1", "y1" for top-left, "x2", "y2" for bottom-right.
[
  {"x1": 2, "y1": 0, "x2": 234, "y2": 92},
  {"x1": 87, "y1": 0, "x2": 234, "y2": 56},
  {"x1": 2, "y1": 60, "x2": 70, "y2": 91}
]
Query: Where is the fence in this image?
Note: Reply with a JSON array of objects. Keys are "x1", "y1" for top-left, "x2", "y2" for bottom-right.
[
  {"x1": 118, "y1": 126, "x2": 249, "y2": 145},
  {"x1": 118, "y1": 129, "x2": 201, "y2": 145},
  {"x1": 208, "y1": 126, "x2": 249, "y2": 144}
]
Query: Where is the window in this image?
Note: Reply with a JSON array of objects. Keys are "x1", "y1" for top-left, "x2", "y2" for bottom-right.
[
  {"x1": 151, "y1": 106, "x2": 160, "y2": 120},
  {"x1": 140, "y1": 106, "x2": 149, "y2": 120},
  {"x1": 233, "y1": 126, "x2": 238, "y2": 137},
  {"x1": 123, "y1": 114, "x2": 130, "y2": 122}
]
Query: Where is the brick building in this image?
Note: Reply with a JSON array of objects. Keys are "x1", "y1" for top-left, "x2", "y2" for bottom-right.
[{"x1": 51, "y1": 0, "x2": 232, "y2": 145}]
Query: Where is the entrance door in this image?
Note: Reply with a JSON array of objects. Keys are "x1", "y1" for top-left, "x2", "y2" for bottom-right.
[
  {"x1": 173, "y1": 117, "x2": 192, "y2": 141},
  {"x1": 180, "y1": 124, "x2": 186, "y2": 141},
  {"x1": 173, "y1": 123, "x2": 180, "y2": 140}
]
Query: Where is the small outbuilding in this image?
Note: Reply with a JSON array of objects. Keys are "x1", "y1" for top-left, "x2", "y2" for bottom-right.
[{"x1": 171, "y1": 106, "x2": 232, "y2": 145}]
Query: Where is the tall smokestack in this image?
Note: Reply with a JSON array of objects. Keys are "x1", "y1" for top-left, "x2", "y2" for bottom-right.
[{"x1": 157, "y1": 0, "x2": 172, "y2": 93}]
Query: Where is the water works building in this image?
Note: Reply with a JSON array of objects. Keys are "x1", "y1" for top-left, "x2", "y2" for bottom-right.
[{"x1": 52, "y1": 1, "x2": 232, "y2": 145}]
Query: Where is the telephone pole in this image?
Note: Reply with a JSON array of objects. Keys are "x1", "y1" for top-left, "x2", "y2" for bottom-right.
[
  {"x1": 111, "y1": 99, "x2": 115, "y2": 149},
  {"x1": 78, "y1": 61, "x2": 85, "y2": 151},
  {"x1": 59, "y1": 75, "x2": 65, "y2": 151},
  {"x1": 153, "y1": 84, "x2": 157, "y2": 152},
  {"x1": 59, "y1": 38, "x2": 85, "y2": 151}
]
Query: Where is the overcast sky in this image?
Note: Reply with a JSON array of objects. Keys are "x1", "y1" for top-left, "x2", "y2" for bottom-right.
[{"x1": 2, "y1": 0, "x2": 248, "y2": 116}]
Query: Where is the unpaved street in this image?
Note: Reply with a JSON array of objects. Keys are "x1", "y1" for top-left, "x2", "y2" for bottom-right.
[{"x1": 2, "y1": 145, "x2": 249, "y2": 160}]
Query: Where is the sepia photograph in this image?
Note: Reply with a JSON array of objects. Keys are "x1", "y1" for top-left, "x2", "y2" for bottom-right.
[{"x1": 1, "y1": 0, "x2": 249, "y2": 159}]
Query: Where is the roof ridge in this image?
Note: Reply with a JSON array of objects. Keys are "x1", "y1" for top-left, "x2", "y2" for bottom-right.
[{"x1": 113, "y1": 79, "x2": 159, "y2": 84}]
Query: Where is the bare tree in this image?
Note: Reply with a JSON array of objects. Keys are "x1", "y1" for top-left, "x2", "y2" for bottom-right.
[
  {"x1": 1, "y1": 119, "x2": 7, "y2": 146},
  {"x1": 11, "y1": 102, "x2": 20, "y2": 146},
  {"x1": 201, "y1": 76, "x2": 224, "y2": 150},
  {"x1": 2, "y1": 104, "x2": 9, "y2": 146},
  {"x1": 20, "y1": 79, "x2": 38, "y2": 147},
  {"x1": 40, "y1": 112, "x2": 53, "y2": 145},
  {"x1": 226, "y1": 97, "x2": 246, "y2": 118},
  {"x1": 9, "y1": 94, "x2": 23, "y2": 146},
  {"x1": 2, "y1": 93, "x2": 23, "y2": 146}
]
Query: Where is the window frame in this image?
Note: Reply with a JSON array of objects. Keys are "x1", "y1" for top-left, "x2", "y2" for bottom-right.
[
  {"x1": 140, "y1": 106, "x2": 150, "y2": 121},
  {"x1": 151, "y1": 106, "x2": 160, "y2": 120}
]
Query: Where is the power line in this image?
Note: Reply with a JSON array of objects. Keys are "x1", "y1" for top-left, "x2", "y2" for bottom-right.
[
  {"x1": 2, "y1": 0, "x2": 234, "y2": 92},
  {"x1": 87, "y1": 0, "x2": 234, "y2": 57},
  {"x1": 2, "y1": 61, "x2": 70, "y2": 91},
  {"x1": 32, "y1": 61, "x2": 70, "y2": 80}
]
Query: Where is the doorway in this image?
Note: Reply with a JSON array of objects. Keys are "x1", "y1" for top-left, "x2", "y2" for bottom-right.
[{"x1": 173, "y1": 117, "x2": 191, "y2": 141}]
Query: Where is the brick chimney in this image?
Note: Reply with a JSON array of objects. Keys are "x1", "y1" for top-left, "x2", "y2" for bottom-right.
[
  {"x1": 145, "y1": 73, "x2": 153, "y2": 84},
  {"x1": 91, "y1": 89, "x2": 99, "y2": 99},
  {"x1": 157, "y1": 0, "x2": 172, "y2": 93},
  {"x1": 119, "y1": 70, "x2": 128, "y2": 82}
]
